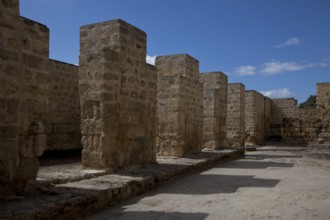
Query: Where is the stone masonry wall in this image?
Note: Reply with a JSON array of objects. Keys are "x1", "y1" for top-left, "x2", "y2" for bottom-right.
[
  {"x1": 269, "y1": 97, "x2": 324, "y2": 144},
  {"x1": 0, "y1": 0, "x2": 49, "y2": 195},
  {"x1": 245, "y1": 90, "x2": 265, "y2": 145},
  {"x1": 226, "y1": 83, "x2": 245, "y2": 147},
  {"x1": 200, "y1": 72, "x2": 227, "y2": 149},
  {"x1": 316, "y1": 83, "x2": 330, "y2": 143},
  {"x1": 270, "y1": 98, "x2": 299, "y2": 140},
  {"x1": 0, "y1": 0, "x2": 22, "y2": 194},
  {"x1": 47, "y1": 60, "x2": 81, "y2": 151},
  {"x1": 156, "y1": 54, "x2": 203, "y2": 157},
  {"x1": 79, "y1": 20, "x2": 157, "y2": 170}
]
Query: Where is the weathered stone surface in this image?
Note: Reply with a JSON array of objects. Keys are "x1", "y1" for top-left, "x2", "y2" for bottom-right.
[
  {"x1": 156, "y1": 54, "x2": 203, "y2": 157},
  {"x1": 1, "y1": 148, "x2": 244, "y2": 219},
  {"x1": 79, "y1": 20, "x2": 157, "y2": 170},
  {"x1": 0, "y1": 3, "x2": 49, "y2": 195},
  {"x1": 245, "y1": 90, "x2": 265, "y2": 146},
  {"x1": 269, "y1": 83, "x2": 330, "y2": 144},
  {"x1": 226, "y1": 83, "x2": 245, "y2": 147},
  {"x1": 200, "y1": 72, "x2": 227, "y2": 149},
  {"x1": 47, "y1": 60, "x2": 81, "y2": 151}
]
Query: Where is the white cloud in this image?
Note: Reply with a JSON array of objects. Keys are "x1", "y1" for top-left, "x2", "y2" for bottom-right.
[
  {"x1": 260, "y1": 61, "x2": 313, "y2": 75},
  {"x1": 234, "y1": 65, "x2": 257, "y2": 76},
  {"x1": 146, "y1": 55, "x2": 156, "y2": 65},
  {"x1": 273, "y1": 37, "x2": 302, "y2": 48},
  {"x1": 261, "y1": 88, "x2": 295, "y2": 98}
]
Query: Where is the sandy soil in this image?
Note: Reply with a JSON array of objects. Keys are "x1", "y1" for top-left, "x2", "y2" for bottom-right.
[{"x1": 83, "y1": 145, "x2": 330, "y2": 220}]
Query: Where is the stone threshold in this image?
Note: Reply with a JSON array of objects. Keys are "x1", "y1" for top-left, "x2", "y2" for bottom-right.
[{"x1": 0, "y1": 148, "x2": 244, "y2": 220}]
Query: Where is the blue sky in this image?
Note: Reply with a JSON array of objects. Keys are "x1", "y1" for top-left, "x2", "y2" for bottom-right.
[{"x1": 20, "y1": 0, "x2": 330, "y2": 103}]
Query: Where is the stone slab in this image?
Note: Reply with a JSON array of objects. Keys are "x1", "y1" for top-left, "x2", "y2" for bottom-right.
[{"x1": 0, "y1": 148, "x2": 244, "y2": 219}]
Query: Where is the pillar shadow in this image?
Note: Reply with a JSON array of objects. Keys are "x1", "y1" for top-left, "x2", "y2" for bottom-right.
[
  {"x1": 84, "y1": 210, "x2": 208, "y2": 220},
  {"x1": 161, "y1": 174, "x2": 280, "y2": 195},
  {"x1": 217, "y1": 160, "x2": 294, "y2": 169}
]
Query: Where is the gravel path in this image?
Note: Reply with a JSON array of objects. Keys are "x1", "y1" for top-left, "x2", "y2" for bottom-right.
[{"x1": 84, "y1": 145, "x2": 330, "y2": 220}]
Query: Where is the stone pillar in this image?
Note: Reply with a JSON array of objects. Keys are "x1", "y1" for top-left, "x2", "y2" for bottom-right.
[
  {"x1": 226, "y1": 83, "x2": 245, "y2": 148},
  {"x1": 245, "y1": 90, "x2": 265, "y2": 146},
  {"x1": 79, "y1": 20, "x2": 157, "y2": 170},
  {"x1": 264, "y1": 97, "x2": 272, "y2": 140},
  {"x1": 316, "y1": 82, "x2": 330, "y2": 143},
  {"x1": 0, "y1": 1, "x2": 49, "y2": 195},
  {"x1": 156, "y1": 54, "x2": 203, "y2": 157},
  {"x1": 200, "y1": 72, "x2": 227, "y2": 149}
]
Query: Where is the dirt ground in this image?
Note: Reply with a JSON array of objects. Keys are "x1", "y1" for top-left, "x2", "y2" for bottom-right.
[{"x1": 83, "y1": 145, "x2": 330, "y2": 220}]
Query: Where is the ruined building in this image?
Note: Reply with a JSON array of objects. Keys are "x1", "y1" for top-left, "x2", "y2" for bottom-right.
[{"x1": 1, "y1": 0, "x2": 330, "y2": 196}]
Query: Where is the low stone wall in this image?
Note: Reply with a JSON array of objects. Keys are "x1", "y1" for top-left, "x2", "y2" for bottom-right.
[{"x1": 47, "y1": 59, "x2": 81, "y2": 151}]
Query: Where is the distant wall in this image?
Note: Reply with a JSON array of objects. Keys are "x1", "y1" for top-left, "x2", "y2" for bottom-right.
[
  {"x1": 269, "y1": 90, "x2": 330, "y2": 144},
  {"x1": 46, "y1": 59, "x2": 81, "y2": 151}
]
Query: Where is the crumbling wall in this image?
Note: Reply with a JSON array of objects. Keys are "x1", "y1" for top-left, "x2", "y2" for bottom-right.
[
  {"x1": 47, "y1": 60, "x2": 81, "y2": 151},
  {"x1": 200, "y1": 72, "x2": 227, "y2": 149},
  {"x1": 226, "y1": 83, "x2": 245, "y2": 147},
  {"x1": 270, "y1": 98, "x2": 298, "y2": 140},
  {"x1": 79, "y1": 20, "x2": 157, "y2": 169},
  {"x1": 0, "y1": 0, "x2": 49, "y2": 195},
  {"x1": 245, "y1": 90, "x2": 265, "y2": 145},
  {"x1": 270, "y1": 97, "x2": 323, "y2": 144},
  {"x1": 156, "y1": 54, "x2": 203, "y2": 157}
]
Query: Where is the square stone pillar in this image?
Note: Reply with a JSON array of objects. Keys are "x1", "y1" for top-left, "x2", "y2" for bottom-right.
[
  {"x1": 245, "y1": 90, "x2": 265, "y2": 145},
  {"x1": 226, "y1": 83, "x2": 245, "y2": 148},
  {"x1": 200, "y1": 72, "x2": 227, "y2": 149},
  {"x1": 79, "y1": 20, "x2": 157, "y2": 170},
  {"x1": 156, "y1": 54, "x2": 203, "y2": 157}
]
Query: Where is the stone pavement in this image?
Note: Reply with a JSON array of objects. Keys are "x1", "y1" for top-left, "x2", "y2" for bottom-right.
[{"x1": 0, "y1": 148, "x2": 243, "y2": 220}]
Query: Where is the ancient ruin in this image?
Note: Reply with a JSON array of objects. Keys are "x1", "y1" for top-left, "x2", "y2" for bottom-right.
[
  {"x1": 269, "y1": 83, "x2": 330, "y2": 144},
  {"x1": 226, "y1": 83, "x2": 246, "y2": 147},
  {"x1": 47, "y1": 59, "x2": 81, "y2": 151},
  {"x1": 156, "y1": 54, "x2": 203, "y2": 157},
  {"x1": 0, "y1": 0, "x2": 49, "y2": 194},
  {"x1": 79, "y1": 20, "x2": 157, "y2": 169},
  {"x1": 200, "y1": 72, "x2": 227, "y2": 149},
  {"x1": 1, "y1": 0, "x2": 330, "y2": 203},
  {"x1": 245, "y1": 90, "x2": 266, "y2": 146}
]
